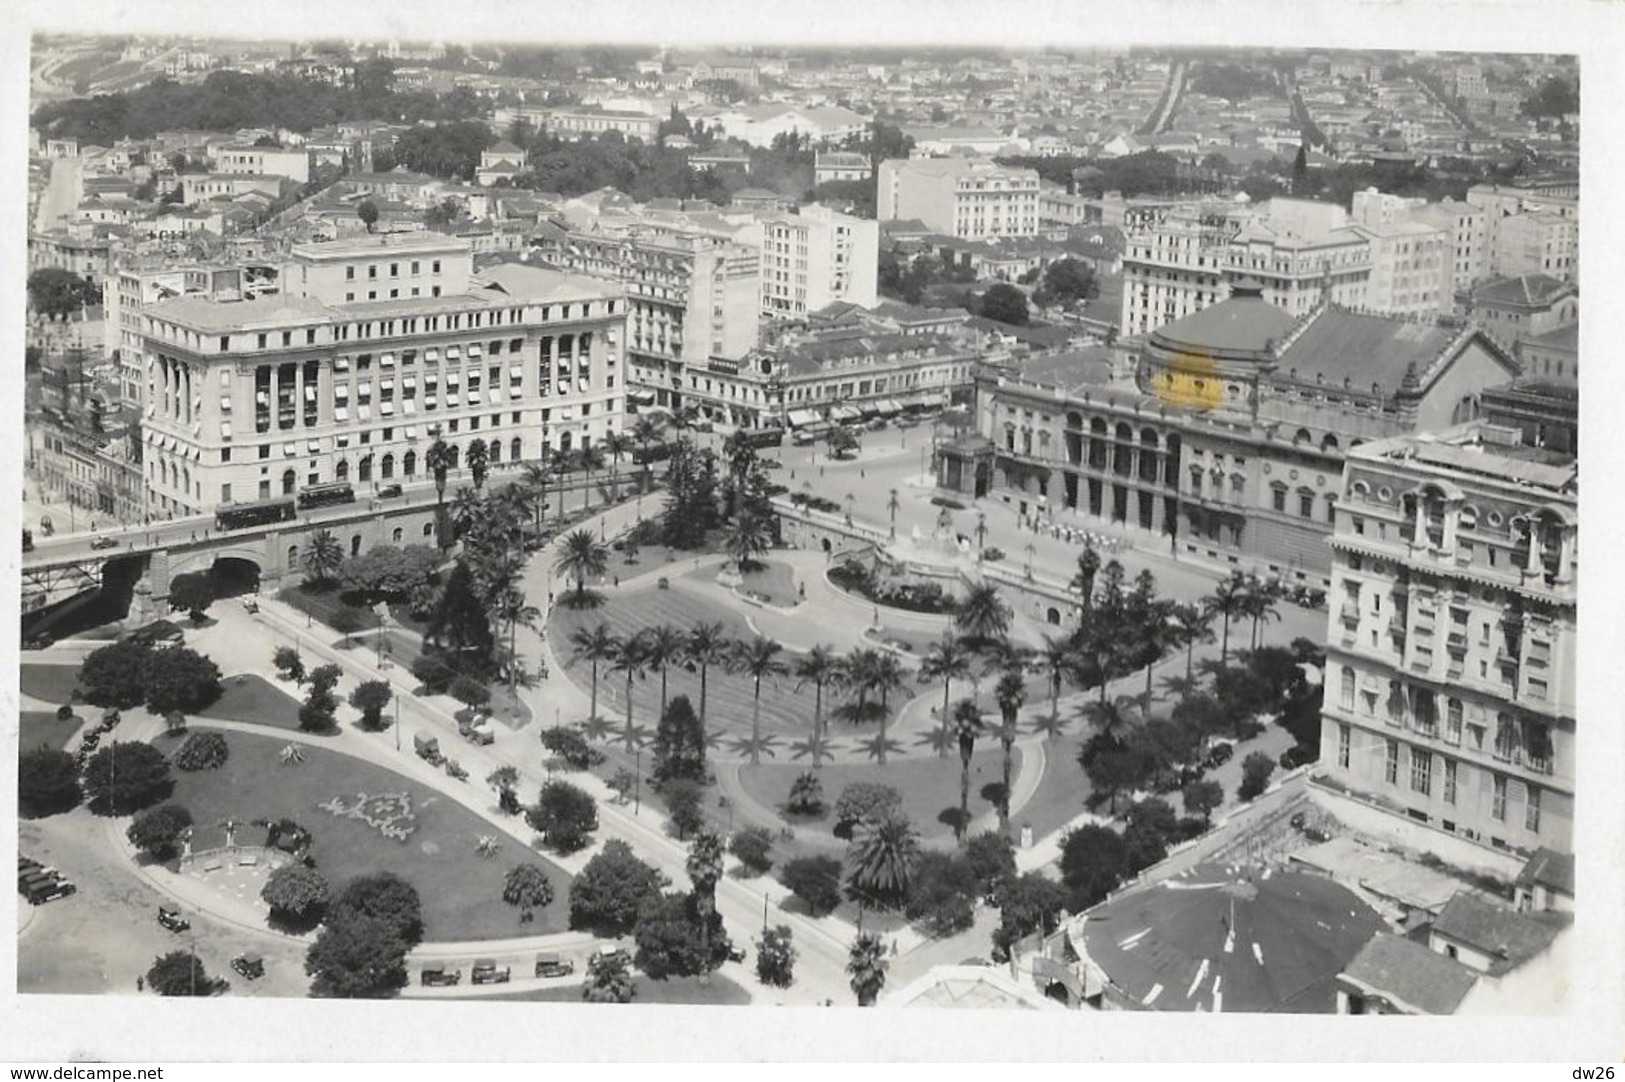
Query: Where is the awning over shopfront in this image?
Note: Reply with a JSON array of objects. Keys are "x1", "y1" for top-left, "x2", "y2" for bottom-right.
[
  {"x1": 873, "y1": 398, "x2": 903, "y2": 416},
  {"x1": 785, "y1": 409, "x2": 821, "y2": 428},
  {"x1": 830, "y1": 405, "x2": 861, "y2": 423}
]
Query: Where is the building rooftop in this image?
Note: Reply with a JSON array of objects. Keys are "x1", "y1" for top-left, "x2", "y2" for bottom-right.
[
  {"x1": 1077, "y1": 864, "x2": 1385, "y2": 1012},
  {"x1": 1149, "y1": 282, "x2": 1298, "y2": 360},
  {"x1": 1431, "y1": 892, "x2": 1570, "y2": 975},
  {"x1": 472, "y1": 261, "x2": 624, "y2": 303},
  {"x1": 1514, "y1": 847, "x2": 1575, "y2": 897},
  {"x1": 1521, "y1": 322, "x2": 1578, "y2": 352},
  {"x1": 1341, "y1": 933, "x2": 1479, "y2": 1015},
  {"x1": 1471, "y1": 273, "x2": 1576, "y2": 309},
  {"x1": 1277, "y1": 309, "x2": 1463, "y2": 394},
  {"x1": 1011, "y1": 346, "x2": 1115, "y2": 396},
  {"x1": 886, "y1": 965, "x2": 1067, "y2": 1010},
  {"x1": 290, "y1": 233, "x2": 471, "y2": 261}
]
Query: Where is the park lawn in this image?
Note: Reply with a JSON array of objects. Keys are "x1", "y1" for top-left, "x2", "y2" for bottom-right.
[
  {"x1": 489, "y1": 972, "x2": 751, "y2": 1005},
  {"x1": 165, "y1": 727, "x2": 570, "y2": 942},
  {"x1": 738, "y1": 747, "x2": 1019, "y2": 844},
  {"x1": 716, "y1": 559, "x2": 801, "y2": 607},
  {"x1": 19, "y1": 711, "x2": 82, "y2": 753},
  {"x1": 20, "y1": 663, "x2": 84, "y2": 708},
  {"x1": 1012, "y1": 731, "x2": 1097, "y2": 841},
  {"x1": 194, "y1": 674, "x2": 308, "y2": 734}
]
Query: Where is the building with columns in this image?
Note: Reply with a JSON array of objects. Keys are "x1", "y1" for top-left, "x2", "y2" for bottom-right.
[
  {"x1": 1318, "y1": 421, "x2": 1576, "y2": 857},
  {"x1": 960, "y1": 281, "x2": 1521, "y2": 583},
  {"x1": 138, "y1": 235, "x2": 627, "y2": 517}
]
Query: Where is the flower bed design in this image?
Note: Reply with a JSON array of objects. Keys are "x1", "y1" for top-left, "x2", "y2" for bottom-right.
[{"x1": 317, "y1": 791, "x2": 418, "y2": 843}]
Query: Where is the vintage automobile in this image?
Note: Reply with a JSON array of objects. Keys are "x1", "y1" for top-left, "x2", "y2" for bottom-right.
[
  {"x1": 231, "y1": 953, "x2": 265, "y2": 980},
  {"x1": 534, "y1": 952, "x2": 575, "y2": 979},
  {"x1": 157, "y1": 906, "x2": 191, "y2": 933},
  {"x1": 420, "y1": 964, "x2": 461, "y2": 987},
  {"x1": 471, "y1": 959, "x2": 511, "y2": 984}
]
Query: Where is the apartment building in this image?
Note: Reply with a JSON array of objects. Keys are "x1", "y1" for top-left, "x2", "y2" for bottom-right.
[
  {"x1": 1465, "y1": 184, "x2": 1579, "y2": 284},
  {"x1": 877, "y1": 157, "x2": 1041, "y2": 240},
  {"x1": 1319, "y1": 422, "x2": 1576, "y2": 856},
  {"x1": 758, "y1": 204, "x2": 878, "y2": 321},
  {"x1": 536, "y1": 225, "x2": 759, "y2": 414},
  {"x1": 1118, "y1": 198, "x2": 1250, "y2": 339},
  {"x1": 137, "y1": 235, "x2": 627, "y2": 516}
]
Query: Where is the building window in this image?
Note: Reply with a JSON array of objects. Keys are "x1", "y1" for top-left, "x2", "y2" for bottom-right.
[
  {"x1": 1445, "y1": 698, "x2": 1462, "y2": 745},
  {"x1": 1410, "y1": 748, "x2": 1431, "y2": 794},
  {"x1": 1271, "y1": 484, "x2": 1287, "y2": 513},
  {"x1": 1443, "y1": 759, "x2": 1457, "y2": 805},
  {"x1": 1525, "y1": 786, "x2": 1541, "y2": 832},
  {"x1": 1298, "y1": 489, "x2": 1315, "y2": 518},
  {"x1": 1384, "y1": 740, "x2": 1399, "y2": 785},
  {"x1": 1339, "y1": 667, "x2": 1355, "y2": 711},
  {"x1": 1338, "y1": 724, "x2": 1350, "y2": 769},
  {"x1": 1492, "y1": 775, "x2": 1507, "y2": 821}
]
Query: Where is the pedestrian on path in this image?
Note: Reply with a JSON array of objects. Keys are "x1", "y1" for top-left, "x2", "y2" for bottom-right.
[{"x1": 136, "y1": 975, "x2": 144, "y2": 993}]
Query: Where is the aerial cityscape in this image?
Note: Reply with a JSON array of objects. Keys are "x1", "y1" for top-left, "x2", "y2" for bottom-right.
[{"x1": 15, "y1": 32, "x2": 1580, "y2": 1019}]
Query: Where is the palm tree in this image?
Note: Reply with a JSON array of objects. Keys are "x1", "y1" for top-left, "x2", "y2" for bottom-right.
[
  {"x1": 917, "y1": 634, "x2": 974, "y2": 758},
  {"x1": 521, "y1": 461, "x2": 550, "y2": 536},
  {"x1": 993, "y1": 669, "x2": 1027, "y2": 832},
  {"x1": 845, "y1": 814, "x2": 919, "y2": 912},
  {"x1": 584, "y1": 952, "x2": 634, "y2": 1003},
  {"x1": 949, "y1": 698, "x2": 984, "y2": 841},
  {"x1": 493, "y1": 584, "x2": 541, "y2": 692},
  {"x1": 1038, "y1": 633, "x2": 1073, "y2": 729},
  {"x1": 725, "y1": 510, "x2": 773, "y2": 573},
  {"x1": 1170, "y1": 601, "x2": 1214, "y2": 681},
  {"x1": 729, "y1": 635, "x2": 788, "y2": 766},
  {"x1": 549, "y1": 450, "x2": 575, "y2": 526},
  {"x1": 1244, "y1": 575, "x2": 1283, "y2": 651},
  {"x1": 1204, "y1": 571, "x2": 1250, "y2": 666},
  {"x1": 569, "y1": 624, "x2": 620, "y2": 723},
  {"x1": 792, "y1": 644, "x2": 840, "y2": 768},
  {"x1": 867, "y1": 651, "x2": 909, "y2": 766},
  {"x1": 426, "y1": 435, "x2": 452, "y2": 547},
  {"x1": 466, "y1": 437, "x2": 490, "y2": 492},
  {"x1": 302, "y1": 528, "x2": 344, "y2": 586},
  {"x1": 486, "y1": 765, "x2": 521, "y2": 814},
  {"x1": 954, "y1": 583, "x2": 1012, "y2": 650},
  {"x1": 632, "y1": 415, "x2": 663, "y2": 498},
  {"x1": 554, "y1": 529, "x2": 609, "y2": 604},
  {"x1": 686, "y1": 830, "x2": 725, "y2": 985},
  {"x1": 603, "y1": 431, "x2": 633, "y2": 504},
  {"x1": 450, "y1": 486, "x2": 483, "y2": 541},
  {"x1": 577, "y1": 444, "x2": 606, "y2": 514},
  {"x1": 886, "y1": 488, "x2": 900, "y2": 540},
  {"x1": 1082, "y1": 692, "x2": 1141, "y2": 739},
  {"x1": 641, "y1": 624, "x2": 687, "y2": 720},
  {"x1": 847, "y1": 934, "x2": 889, "y2": 1007},
  {"x1": 609, "y1": 632, "x2": 648, "y2": 750},
  {"x1": 684, "y1": 622, "x2": 732, "y2": 742}
]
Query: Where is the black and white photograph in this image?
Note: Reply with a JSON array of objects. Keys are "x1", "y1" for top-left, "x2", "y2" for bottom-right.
[{"x1": 4, "y1": 0, "x2": 1621, "y2": 1067}]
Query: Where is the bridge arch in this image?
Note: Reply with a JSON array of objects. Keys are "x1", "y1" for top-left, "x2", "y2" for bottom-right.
[{"x1": 165, "y1": 543, "x2": 269, "y2": 583}]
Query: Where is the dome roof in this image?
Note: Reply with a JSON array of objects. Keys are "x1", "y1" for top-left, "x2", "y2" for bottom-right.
[{"x1": 1148, "y1": 280, "x2": 1297, "y2": 363}]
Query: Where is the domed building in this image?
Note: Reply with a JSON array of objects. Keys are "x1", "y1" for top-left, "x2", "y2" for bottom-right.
[{"x1": 969, "y1": 284, "x2": 1522, "y2": 582}]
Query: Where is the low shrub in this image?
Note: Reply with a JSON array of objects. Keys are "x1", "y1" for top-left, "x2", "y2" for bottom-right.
[{"x1": 172, "y1": 731, "x2": 229, "y2": 772}]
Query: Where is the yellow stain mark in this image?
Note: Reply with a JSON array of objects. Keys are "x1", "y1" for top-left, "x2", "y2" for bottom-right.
[{"x1": 1152, "y1": 347, "x2": 1224, "y2": 411}]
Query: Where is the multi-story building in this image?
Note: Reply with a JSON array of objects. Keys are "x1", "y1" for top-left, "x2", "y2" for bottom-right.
[
  {"x1": 1351, "y1": 219, "x2": 1450, "y2": 318},
  {"x1": 877, "y1": 157, "x2": 1041, "y2": 240},
  {"x1": 209, "y1": 144, "x2": 312, "y2": 185},
  {"x1": 1118, "y1": 198, "x2": 1250, "y2": 339},
  {"x1": 1465, "y1": 184, "x2": 1579, "y2": 284},
  {"x1": 959, "y1": 281, "x2": 1521, "y2": 581},
  {"x1": 1480, "y1": 377, "x2": 1577, "y2": 457},
  {"x1": 180, "y1": 173, "x2": 284, "y2": 206},
  {"x1": 1462, "y1": 273, "x2": 1577, "y2": 356},
  {"x1": 758, "y1": 204, "x2": 878, "y2": 321},
  {"x1": 137, "y1": 235, "x2": 627, "y2": 517},
  {"x1": 1411, "y1": 198, "x2": 1488, "y2": 294},
  {"x1": 535, "y1": 225, "x2": 759, "y2": 415},
  {"x1": 813, "y1": 151, "x2": 873, "y2": 185},
  {"x1": 545, "y1": 108, "x2": 660, "y2": 143},
  {"x1": 1318, "y1": 420, "x2": 1576, "y2": 856},
  {"x1": 1224, "y1": 201, "x2": 1373, "y2": 319}
]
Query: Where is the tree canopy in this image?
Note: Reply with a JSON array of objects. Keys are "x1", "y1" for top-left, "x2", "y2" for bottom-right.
[
  {"x1": 82, "y1": 741, "x2": 173, "y2": 815},
  {"x1": 568, "y1": 839, "x2": 669, "y2": 937},
  {"x1": 18, "y1": 747, "x2": 82, "y2": 818}
]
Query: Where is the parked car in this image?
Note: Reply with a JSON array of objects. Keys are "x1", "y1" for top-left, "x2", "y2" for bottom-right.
[
  {"x1": 726, "y1": 943, "x2": 748, "y2": 964},
  {"x1": 21, "y1": 877, "x2": 75, "y2": 904},
  {"x1": 22, "y1": 631, "x2": 54, "y2": 651},
  {"x1": 157, "y1": 906, "x2": 191, "y2": 933},
  {"x1": 231, "y1": 953, "x2": 265, "y2": 980},
  {"x1": 420, "y1": 964, "x2": 461, "y2": 987},
  {"x1": 377, "y1": 484, "x2": 403, "y2": 499},
  {"x1": 534, "y1": 952, "x2": 575, "y2": 979},
  {"x1": 458, "y1": 715, "x2": 495, "y2": 745},
  {"x1": 123, "y1": 620, "x2": 185, "y2": 649},
  {"x1": 1204, "y1": 741, "x2": 1235, "y2": 769},
  {"x1": 595, "y1": 945, "x2": 631, "y2": 967},
  {"x1": 471, "y1": 959, "x2": 511, "y2": 984},
  {"x1": 91, "y1": 535, "x2": 119, "y2": 550}
]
